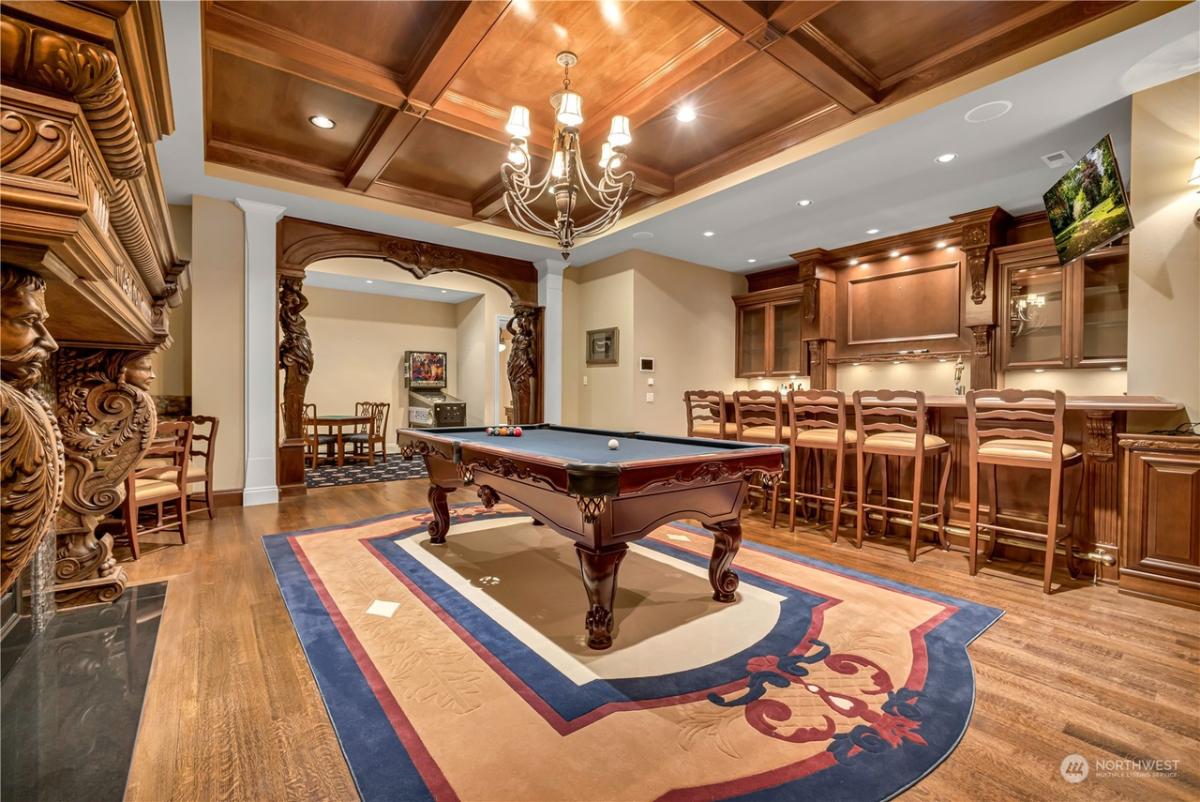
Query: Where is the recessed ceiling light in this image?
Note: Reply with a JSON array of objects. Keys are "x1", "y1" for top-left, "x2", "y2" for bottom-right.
[
  {"x1": 964, "y1": 100, "x2": 1012, "y2": 123},
  {"x1": 1109, "y1": 366, "x2": 1122, "y2": 371},
  {"x1": 365, "y1": 279, "x2": 374, "y2": 284},
  {"x1": 703, "y1": 231, "x2": 715, "y2": 237},
  {"x1": 866, "y1": 228, "x2": 881, "y2": 235},
  {"x1": 892, "y1": 360, "x2": 902, "y2": 365},
  {"x1": 889, "y1": 250, "x2": 901, "y2": 258},
  {"x1": 440, "y1": 289, "x2": 448, "y2": 294},
  {"x1": 746, "y1": 258, "x2": 757, "y2": 264},
  {"x1": 676, "y1": 105, "x2": 697, "y2": 123},
  {"x1": 934, "y1": 152, "x2": 958, "y2": 164},
  {"x1": 632, "y1": 231, "x2": 654, "y2": 240},
  {"x1": 796, "y1": 199, "x2": 813, "y2": 207},
  {"x1": 936, "y1": 241, "x2": 948, "y2": 248},
  {"x1": 848, "y1": 258, "x2": 859, "y2": 266},
  {"x1": 308, "y1": 115, "x2": 336, "y2": 129},
  {"x1": 901, "y1": 254, "x2": 910, "y2": 260}
]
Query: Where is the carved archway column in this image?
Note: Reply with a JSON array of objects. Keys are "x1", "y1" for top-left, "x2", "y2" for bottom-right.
[
  {"x1": 53, "y1": 349, "x2": 157, "y2": 607},
  {"x1": 507, "y1": 303, "x2": 543, "y2": 425},
  {"x1": 278, "y1": 275, "x2": 313, "y2": 494},
  {"x1": 1, "y1": 267, "x2": 64, "y2": 621}
]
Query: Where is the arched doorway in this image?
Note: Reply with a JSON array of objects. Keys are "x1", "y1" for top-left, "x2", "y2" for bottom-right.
[{"x1": 275, "y1": 217, "x2": 544, "y2": 495}]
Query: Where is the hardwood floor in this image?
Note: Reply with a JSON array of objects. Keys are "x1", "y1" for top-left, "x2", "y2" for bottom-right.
[{"x1": 122, "y1": 478, "x2": 1200, "y2": 802}]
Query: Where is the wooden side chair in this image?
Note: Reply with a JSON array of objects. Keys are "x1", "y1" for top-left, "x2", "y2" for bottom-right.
[
  {"x1": 347, "y1": 401, "x2": 388, "y2": 464},
  {"x1": 180, "y1": 415, "x2": 219, "y2": 519},
  {"x1": 119, "y1": 420, "x2": 192, "y2": 559},
  {"x1": 852, "y1": 389, "x2": 952, "y2": 561},
  {"x1": 772, "y1": 390, "x2": 857, "y2": 541},
  {"x1": 300, "y1": 402, "x2": 332, "y2": 469},
  {"x1": 966, "y1": 389, "x2": 1084, "y2": 593},
  {"x1": 684, "y1": 390, "x2": 732, "y2": 439}
]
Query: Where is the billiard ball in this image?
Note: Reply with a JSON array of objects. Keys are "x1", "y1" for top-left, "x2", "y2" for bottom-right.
[
  {"x1": 607, "y1": 438, "x2": 619, "y2": 450},
  {"x1": 486, "y1": 427, "x2": 494, "y2": 435},
  {"x1": 498, "y1": 427, "x2": 508, "y2": 436},
  {"x1": 513, "y1": 427, "x2": 523, "y2": 437}
]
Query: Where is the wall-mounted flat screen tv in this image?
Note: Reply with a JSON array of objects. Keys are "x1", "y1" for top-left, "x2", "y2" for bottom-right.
[{"x1": 1042, "y1": 134, "x2": 1133, "y2": 264}]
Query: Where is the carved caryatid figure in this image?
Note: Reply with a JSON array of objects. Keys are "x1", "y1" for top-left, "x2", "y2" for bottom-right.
[
  {"x1": 54, "y1": 348, "x2": 157, "y2": 605},
  {"x1": 278, "y1": 276, "x2": 313, "y2": 442},
  {"x1": 0, "y1": 266, "x2": 64, "y2": 594},
  {"x1": 506, "y1": 305, "x2": 538, "y2": 424}
]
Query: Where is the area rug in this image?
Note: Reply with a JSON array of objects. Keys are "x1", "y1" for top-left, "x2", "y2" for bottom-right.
[
  {"x1": 305, "y1": 454, "x2": 428, "y2": 488},
  {"x1": 264, "y1": 505, "x2": 1002, "y2": 802}
]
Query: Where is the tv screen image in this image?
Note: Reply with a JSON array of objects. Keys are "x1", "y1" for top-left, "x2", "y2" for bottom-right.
[{"x1": 1042, "y1": 134, "x2": 1133, "y2": 264}]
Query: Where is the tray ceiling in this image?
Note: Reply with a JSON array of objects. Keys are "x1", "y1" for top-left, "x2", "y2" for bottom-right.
[{"x1": 200, "y1": 0, "x2": 1133, "y2": 230}]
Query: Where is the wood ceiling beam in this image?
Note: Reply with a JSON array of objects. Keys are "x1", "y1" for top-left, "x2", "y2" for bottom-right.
[
  {"x1": 343, "y1": 1, "x2": 510, "y2": 191},
  {"x1": 691, "y1": 0, "x2": 877, "y2": 113},
  {"x1": 767, "y1": 1, "x2": 839, "y2": 34},
  {"x1": 202, "y1": 2, "x2": 407, "y2": 107}
]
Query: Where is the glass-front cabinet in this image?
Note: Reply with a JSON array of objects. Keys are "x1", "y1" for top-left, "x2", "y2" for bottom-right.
[
  {"x1": 998, "y1": 239, "x2": 1128, "y2": 370},
  {"x1": 735, "y1": 291, "x2": 810, "y2": 378}
]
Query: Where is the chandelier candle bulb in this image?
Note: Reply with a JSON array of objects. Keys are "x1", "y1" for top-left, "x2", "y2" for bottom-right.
[
  {"x1": 608, "y1": 116, "x2": 632, "y2": 146},
  {"x1": 505, "y1": 106, "x2": 531, "y2": 138},
  {"x1": 557, "y1": 92, "x2": 584, "y2": 127}
]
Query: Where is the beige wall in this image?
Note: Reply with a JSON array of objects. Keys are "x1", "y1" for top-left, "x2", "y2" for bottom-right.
[
  {"x1": 305, "y1": 287, "x2": 459, "y2": 447},
  {"x1": 563, "y1": 251, "x2": 746, "y2": 435},
  {"x1": 1127, "y1": 73, "x2": 1200, "y2": 423},
  {"x1": 189, "y1": 196, "x2": 245, "y2": 491}
]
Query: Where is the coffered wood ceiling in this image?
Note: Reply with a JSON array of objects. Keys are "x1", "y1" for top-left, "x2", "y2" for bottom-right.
[{"x1": 201, "y1": 0, "x2": 1132, "y2": 231}]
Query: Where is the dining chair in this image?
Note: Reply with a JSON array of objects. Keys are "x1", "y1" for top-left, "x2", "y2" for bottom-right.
[
  {"x1": 119, "y1": 420, "x2": 192, "y2": 559},
  {"x1": 347, "y1": 401, "x2": 388, "y2": 464},
  {"x1": 180, "y1": 415, "x2": 219, "y2": 519}
]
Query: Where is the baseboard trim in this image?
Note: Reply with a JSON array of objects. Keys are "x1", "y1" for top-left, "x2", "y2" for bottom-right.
[
  {"x1": 213, "y1": 489, "x2": 243, "y2": 509},
  {"x1": 242, "y1": 486, "x2": 280, "y2": 507}
]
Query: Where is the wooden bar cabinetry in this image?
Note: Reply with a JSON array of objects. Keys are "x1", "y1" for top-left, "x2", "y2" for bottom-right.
[
  {"x1": 1119, "y1": 435, "x2": 1200, "y2": 608},
  {"x1": 997, "y1": 239, "x2": 1129, "y2": 370},
  {"x1": 734, "y1": 288, "x2": 810, "y2": 378}
]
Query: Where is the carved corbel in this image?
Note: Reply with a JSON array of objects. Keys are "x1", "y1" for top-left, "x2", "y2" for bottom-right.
[
  {"x1": 278, "y1": 276, "x2": 313, "y2": 441},
  {"x1": 1, "y1": 266, "x2": 64, "y2": 594},
  {"x1": 53, "y1": 349, "x2": 157, "y2": 606},
  {"x1": 951, "y1": 208, "x2": 1010, "y2": 308},
  {"x1": 507, "y1": 303, "x2": 540, "y2": 424},
  {"x1": 0, "y1": 15, "x2": 145, "y2": 179},
  {"x1": 968, "y1": 324, "x2": 997, "y2": 390}
]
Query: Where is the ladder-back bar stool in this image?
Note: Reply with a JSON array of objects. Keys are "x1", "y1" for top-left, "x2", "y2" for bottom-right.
[
  {"x1": 853, "y1": 389, "x2": 952, "y2": 560},
  {"x1": 684, "y1": 390, "x2": 733, "y2": 440},
  {"x1": 733, "y1": 390, "x2": 782, "y2": 512},
  {"x1": 966, "y1": 389, "x2": 1084, "y2": 593},
  {"x1": 771, "y1": 389, "x2": 857, "y2": 541}
]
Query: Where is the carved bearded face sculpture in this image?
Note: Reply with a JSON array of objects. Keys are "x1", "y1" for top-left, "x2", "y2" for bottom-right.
[
  {"x1": 0, "y1": 267, "x2": 58, "y2": 390},
  {"x1": 121, "y1": 353, "x2": 156, "y2": 391}
]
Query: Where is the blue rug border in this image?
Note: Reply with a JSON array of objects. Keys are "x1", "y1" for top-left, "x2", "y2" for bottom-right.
[{"x1": 263, "y1": 504, "x2": 1004, "y2": 802}]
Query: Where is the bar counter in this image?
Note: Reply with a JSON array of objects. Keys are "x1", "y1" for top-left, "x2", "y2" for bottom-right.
[{"x1": 724, "y1": 393, "x2": 1184, "y2": 581}]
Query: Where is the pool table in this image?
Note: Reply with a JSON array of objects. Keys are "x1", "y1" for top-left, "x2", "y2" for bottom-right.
[{"x1": 396, "y1": 424, "x2": 787, "y2": 649}]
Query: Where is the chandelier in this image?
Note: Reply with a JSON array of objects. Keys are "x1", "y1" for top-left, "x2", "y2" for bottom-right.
[{"x1": 500, "y1": 51, "x2": 636, "y2": 259}]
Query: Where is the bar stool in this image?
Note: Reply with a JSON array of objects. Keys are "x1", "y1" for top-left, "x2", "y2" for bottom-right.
[
  {"x1": 966, "y1": 389, "x2": 1084, "y2": 594},
  {"x1": 733, "y1": 390, "x2": 782, "y2": 512},
  {"x1": 853, "y1": 389, "x2": 952, "y2": 560},
  {"x1": 684, "y1": 390, "x2": 734, "y2": 440},
  {"x1": 771, "y1": 389, "x2": 856, "y2": 541}
]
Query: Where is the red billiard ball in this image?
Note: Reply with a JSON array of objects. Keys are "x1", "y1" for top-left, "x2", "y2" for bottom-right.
[{"x1": 513, "y1": 427, "x2": 523, "y2": 437}]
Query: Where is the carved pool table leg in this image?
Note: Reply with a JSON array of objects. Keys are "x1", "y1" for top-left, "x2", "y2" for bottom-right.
[
  {"x1": 575, "y1": 544, "x2": 628, "y2": 650},
  {"x1": 705, "y1": 518, "x2": 742, "y2": 603},
  {"x1": 427, "y1": 484, "x2": 452, "y2": 544}
]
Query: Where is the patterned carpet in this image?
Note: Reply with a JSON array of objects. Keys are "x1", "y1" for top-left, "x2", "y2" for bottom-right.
[
  {"x1": 305, "y1": 454, "x2": 428, "y2": 488},
  {"x1": 264, "y1": 505, "x2": 1002, "y2": 802}
]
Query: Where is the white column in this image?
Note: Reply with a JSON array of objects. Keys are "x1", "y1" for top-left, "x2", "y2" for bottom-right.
[
  {"x1": 235, "y1": 199, "x2": 286, "y2": 506},
  {"x1": 536, "y1": 258, "x2": 567, "y2": 424}
]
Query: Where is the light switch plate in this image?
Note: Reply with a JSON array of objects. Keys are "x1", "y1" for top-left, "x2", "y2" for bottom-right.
[
  {"x1": 645, "y1": 392, "x2": 655, "y2": 402},
  {"x1": 583, "y1": 376, "x2": 588, "y2": 386},
  {"x1": 647, "y1": 377, "x2": 654, "y2": 385}
]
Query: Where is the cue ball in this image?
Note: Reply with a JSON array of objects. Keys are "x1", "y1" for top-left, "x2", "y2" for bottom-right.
[{"x1": 607, "y1": 438, "x2": 619, "y2": 450}]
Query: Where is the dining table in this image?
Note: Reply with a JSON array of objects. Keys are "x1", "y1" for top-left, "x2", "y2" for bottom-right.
[{"x1": 307, "y1": 414, "x2": 374, "y2": 467}]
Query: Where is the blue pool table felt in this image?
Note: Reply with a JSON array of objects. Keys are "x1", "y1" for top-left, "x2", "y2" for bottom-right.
[{"x1": 441, "y1": 428, "x2": 759, "y2": 466}]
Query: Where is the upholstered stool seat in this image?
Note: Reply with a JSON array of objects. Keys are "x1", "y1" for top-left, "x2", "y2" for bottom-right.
[
  {"x1": 739, "y1": 424, "x2": 781, "y2": 442},
  {"x1": 977, "y1": 438, "x2": 1078, "y2": 461},
  {"x1": 862, "y1": 432, "x2": 947, "y2": 451},
  {"x1": 792, "y1": 428, "x2": 858, "y2": 445},
  {"x1": 691, "y1": 420, "x2": 737, "y2": 438}
]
